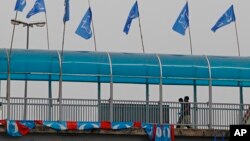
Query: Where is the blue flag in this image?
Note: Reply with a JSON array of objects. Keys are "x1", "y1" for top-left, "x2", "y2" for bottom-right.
[
  {"x1": 75, "y1": 8, "x2": 92, "y2": 39},
  {"x1": 26, "y1": 0, "x2": 46, "y2": 18},
  {"x1": 172, "y1": 2, "x2": 189, "y2": 36},
  {"x1": 14, "y1": 0, "x2": 26, "y2": 12},
  {"x1": 63, "y1": 0, "x2": 70, "y2": 22},
  {"x1": 211, "y1": 5, "x2": 235, "y2": 32},
  {"x1": 123, "y1": 1, "x2": 139, "y2": 34}
]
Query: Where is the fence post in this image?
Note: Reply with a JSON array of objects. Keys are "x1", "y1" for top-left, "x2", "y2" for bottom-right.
[
  {"x1": 193, "y1": 83, "x2": 198, "y2": 128},
  {"x1": 146, "y1": 82, "x2": 149, "y2": 123},
  {"x1": 107, "y1": 52, "x2": 113, "y2": 122},
  {"x1": 57, "y1": 51, "x2": 63, "y2": 121},
  {"x1": 205, "y1": 55, "x2": 213, "y2": 129},
  {"x1": 156, "y1": 54, "x2": 163, "y2": 124},
  {"x1": 6, "y1": 49, "x2": 11, "y2": 120},
  {"x1": 239, "y1": 86, "x2": 244, "y2": 124},
  {"x1": 98, "y1": 77, "x2": 101, "y2": 121}
]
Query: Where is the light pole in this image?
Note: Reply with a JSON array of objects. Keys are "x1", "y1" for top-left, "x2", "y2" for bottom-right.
[
  {"x1": 11, "y1": 19, "x2": 46, "y2": 49},
  {"x1": 11, "y1": 19, "x2": 46, "y2": 120}
]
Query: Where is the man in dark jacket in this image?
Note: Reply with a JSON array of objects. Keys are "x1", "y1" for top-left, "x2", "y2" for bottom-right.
[{"x1": 183, "y1": 96, "x2": 192, "y2": 128}]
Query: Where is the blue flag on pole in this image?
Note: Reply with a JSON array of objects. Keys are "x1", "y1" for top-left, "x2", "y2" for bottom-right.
[
  {"x1": 14, "y1": 0, "x2": 26, "y2": 12},
  {"x1": 75, "y1": 8, "x2": 92, "y2": 39},
  {"x1": 26, "y1": 0, "x2": 46, "y2": 18},
  {"x1": 211, "y1": 5, "x2": 235, "y2": 32},
  {"x1": 123, "y1": 1, "x2": 139, "y2": 34},
  {"x1": 63, "y1": 0, "x2": 70, "y2": 22},
  {"x1": 172, "y1": 2, "x2": 189, "y2": 36}
]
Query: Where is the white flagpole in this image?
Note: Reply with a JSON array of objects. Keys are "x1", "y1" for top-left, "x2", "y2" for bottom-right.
[
  {"x1": 44, "y1": 12, "x2": 50, "y2": 50},
  {"x1": 10, "y1": 11, "x2": 18, "y2": 55},
  {"x1": 61, "y1": 23, "x2": 66, "y2": 56},
  {"x1": 187, "y1": 0, "x2": 193, "y2": 55},
  {"x1": 188, "y1": 27, "x2": 193, "y2": 55},
  {"x1": 136, "y1": 0, "x2": 145, "y2": 53},
  {"x1": 87, "y1": 0, "x2": 97, "y2": 51},
  {"x1": 8, "y1": 11, "x2": 18, "y2": 103},
  {"x1": 234, "y1": 21, "x2": 241, "y2": 56}
]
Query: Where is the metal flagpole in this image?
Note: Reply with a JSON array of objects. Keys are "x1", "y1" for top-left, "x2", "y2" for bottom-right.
[
  {"x1": 234, "y1": 22, "x2": 241, "y2": 56},
  {"x1": 44, "y1": 13, "x2": 50, "y2": 50},
  {"x1": 10, "y1": 12, "x2": 18, "y2": 55},
  {"x1": 87, "y1": 0, "x2": 97, "y2": 51},
  {"x1": 62, "y1": 0, "x2": 68, "y2": 56},
  {"x1": 188, "y1": 27, "x2": 193, "y2": 55},
  {"x1": 187, "y1": 0, "x2": 193, "y2": 55},
  {"x1": 61, "y1": 22, "x2": 66, "y2": 56},
  {"x1": 136, "y1": 0, "x2": 145, "y2": 53}
]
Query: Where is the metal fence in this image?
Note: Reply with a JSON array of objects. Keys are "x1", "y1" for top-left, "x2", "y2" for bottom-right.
[{"x1": 0, "y1": 97, "x2": 248, "y2": 130}]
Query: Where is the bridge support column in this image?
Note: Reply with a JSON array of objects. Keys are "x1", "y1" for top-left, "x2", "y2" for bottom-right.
[
  {"x1": 98, "y1": 78, "x2": 101, "y2": 121},
  {"x1": 6, "y1": 49, "x2": 11, "y2": 120},
  {"x1": 205, "y1": 56, "x2": 213, "y2": 129},
  {"x1": 146, "y1": 83, "x2": 149, "y2": 123},
  {"x1": 239, "y1": 86, "x2": 244, "y2": 124},
  {"x1": 193, "y1": 83, "x2": 198, "y2": 128},
  {"x1": 48, "y1": 75, "x2": 52, "y2": 121}
]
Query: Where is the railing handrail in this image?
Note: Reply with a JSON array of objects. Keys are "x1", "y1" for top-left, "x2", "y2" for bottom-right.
[
  {"x1": 0, "y1": 97, "x2": 249, "y2": 130},
  {"x1": 1, "y1": 96, "x2": 249, "y2": 106}
]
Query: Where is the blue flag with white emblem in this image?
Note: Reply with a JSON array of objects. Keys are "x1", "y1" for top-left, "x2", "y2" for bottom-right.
[
  {"x1": 26, "y1": 0, "x2": 46, "y2": 18},
  {"x1": 123, "y1": 1, "x2": 139, "y2": 34},
  {"x1": 172, "y1": 2, "x2": 189, "y2": 36},
  {"x1": 14, "y1": 0, "x2": 26, "y2": 12},
  {"x1": 63, "y1": 0, "x2": 70, "y2": 23},
  {"x1": 211, "y1": 5, "x2": 235, "y2": 32},
  {"x1": 75, "y1": 8, "x2": 92, "y2": 39}
]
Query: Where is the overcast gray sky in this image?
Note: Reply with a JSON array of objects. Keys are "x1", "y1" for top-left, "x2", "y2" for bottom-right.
[{"x1": 0, "y1": 0, "x2": 250, "y2": 104}]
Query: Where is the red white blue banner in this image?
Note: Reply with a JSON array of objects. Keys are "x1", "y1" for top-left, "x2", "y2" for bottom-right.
[
  {"x1": 0, "y1": 120, "x2": 174, "y2": 141},
  {"x1": 7, "y1": 120, "x2": 35, "y2": 137}
]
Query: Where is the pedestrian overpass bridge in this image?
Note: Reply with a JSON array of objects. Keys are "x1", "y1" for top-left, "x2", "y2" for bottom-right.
[{"x1": 0, "y1": 49, "x2": 250, "y2": 140}]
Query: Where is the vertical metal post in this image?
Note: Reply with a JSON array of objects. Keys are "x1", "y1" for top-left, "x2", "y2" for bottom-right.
[
  {"x1": 156, "y1": 54, "x2": 163, "y2": 124},
  {"x1": 25, "y1": 25, "x2": 29, "y2": 119},
  {"x1": 57, "y1": 51, "x2": 63, "y2": 121},
  {"x1": 193, "y1": 83, "x2": 198, "y2": 128},
  {"x1": 98, "y1": 76, "x2": 101, "y2": 121},
  {"x1": 87, "y1": 0, "x2": 98, "y2": 51},
  {"x1": 61, "y1": 23, "x2": 66, "y2": 56},
  {"x1": 234, "y1": 22, "x2": 241, "y2": 56},
  {"x1": 239, "y1": 86, "x2": 244, "y2": 124},
  {"x1": 10, "y1": 12, "x2": 18, "y2": 55},
  {"x1": 23, "y1": 25, "x2": 30, "y2": 120},
  {"x1": 107, "y1": 52, "x2": 113, "y2": 122},
  {"x1": 205, "y1": 56, "x2": 212, "y2": 129},
  {"x1": 146, "y1": 82, "x2": 149, "y2": 123},
  {"x1": 44, "y1": 13, "x2": 50, "y2": 50},
  {"x1": 188, "y1": 27, "x2": 193, "y2": 55},
  {"x1": 26, "y1": 25, "x2": 29, "y2": 49},
  {"x1": 5, "y1": 49, "x2": 11, "y2": 120},
  {"x1": 48, "y1": 75, "x2": 52, "y2": 120},
  {"x1": 136, "y1": 0, "x2": 145, "y2": 53}
]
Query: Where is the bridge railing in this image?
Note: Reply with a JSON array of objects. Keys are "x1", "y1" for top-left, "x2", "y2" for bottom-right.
[{"x1": 0, "y1": 97, "x2": 248, "y2": 130}]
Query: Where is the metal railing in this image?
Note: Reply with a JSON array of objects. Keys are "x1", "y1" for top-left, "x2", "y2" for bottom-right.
[{"x1": 0, "y1": 97, "x2": 248, "y2": 130}]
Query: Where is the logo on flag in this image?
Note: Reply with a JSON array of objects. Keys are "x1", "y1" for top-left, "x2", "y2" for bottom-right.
[
  {"x1": 123, "y1": 1, "x2": 139, "y2": 34},
  {"x1": 172, "y1": 2, "x2": 189, "y2": 36},
  {"x1": 26, "y1": 0, "x2": 46, "y2": 18},
  {"x1": 211, "y1": 5, "x2": 235, "y2": 32},
  {"x1": 75, "y1": 8, "x2": 92, "y2": 39},
  {"x1": 14, "y1": 0, "x2": 26, "y2": 12}
]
